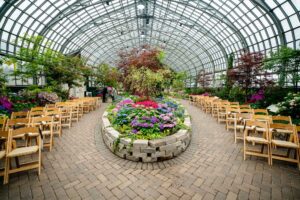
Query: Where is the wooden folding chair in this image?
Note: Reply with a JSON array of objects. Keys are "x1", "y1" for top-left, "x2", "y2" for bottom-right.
[
  {"x1": 269, "y1": 123, "x2": 299, "y2": 169},
  {"x1": 70, "y1": 100, "x2": 84, "y2": 118},
  {"x1": 67, "y1": 102, "x2": 80, "y2": 122},
  {"x1": 194, "y1": 96, "x2": 203, "y2": 107},
  {"x1": 226, "y1": 106, "x2": 240, "y2": 131},
  {"x1": 82, "y1": 99, "x2": 91, "y2": 114},
  {"x1": 234, "y1": 109, "x2": 253, "y2": 143},
  {"x1": 212, "y1": 100, "x2": 226, "y2": 119},
  {"x1": 204, "y1": 98, "x2": 219, "y2": 114},
  {"x1": 200, "y1": 96, "x2": 210, "y2": 111},
  {"x1": 11, "y1": 111, "x2": 28, "y2": 119},
  {"x1": 0, "y1": 116, "x2": 7, "y2": 130},
  {"x1": 217, "y1": 102, "x2": 230, "y2": 123},
  {"x1": 4, "y1": 127, "x2": 42, "y2": 184},
  {"x1": 45, "y1": 110, "x2": 62, "y2": 137},
  {"x1": 253, "y1": 109, "x2": 269, "y2": 115},
  {"x1": 30, "y1": 116, "x2": 54, "y2": 151},
  {"x1": 244, "y1": 120, "x2": 271, "y2": 164},
  {"x1": 0, "y1": 130, "x2": 9, "y2": 182},
  {"x1": 60, "y1": 106, "x2": 72, "y2": 129}
]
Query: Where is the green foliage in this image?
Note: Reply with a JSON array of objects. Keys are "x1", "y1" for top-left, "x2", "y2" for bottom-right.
[
  {"x1": 186, "y1": 87, "x2": 206, "y2": 95},
  {"x1": 94, "y1": 63, "x2": 120, "y2": 88},
  {"x1": 264, "y1": 46, "x2": 300, "y2": 88},
  {"x1": 276, "y1": 92, "x2": 300, "y2": 124},
  {"x1": 228, "y1": 87, "x2": 246, "y2": 103},
  {"x1": 212, "y1": 87, "x2": 230, "y2": 100},
  {"x1": 157, "y1": 51, "x2": 165, "y2": 63},
  {"x1": 125, "y1": 66, "x2": 166, "y2": 97},
  {"x1": 227, "y1": 53, "x2": 234, "y2": 69},
  {"x1": 170, "y1": 71, "x2": 187, "y2": 92},
  {"x1": 225, "y1": 53, "x2": 234, "y2": 89},
  {"x1": 10, "y1": 34, "x2": 93, "y2": 97}
]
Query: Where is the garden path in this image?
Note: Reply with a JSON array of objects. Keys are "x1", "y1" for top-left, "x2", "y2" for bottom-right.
[{"x1": 0, "y1": 100, "x2": 300, "y2": 200}]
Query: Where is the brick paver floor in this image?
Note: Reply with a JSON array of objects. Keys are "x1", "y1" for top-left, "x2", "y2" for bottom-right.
[{"x1": 1, "y1": 100, "x2": 300, "y2": 199}]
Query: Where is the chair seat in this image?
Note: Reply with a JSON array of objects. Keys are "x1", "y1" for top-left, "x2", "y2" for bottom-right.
[
  {"x1": 0, "y1": 150, "x2": 5, "y2": 159},
  {"x1": 236, "y1": 125, "x2": 245, "y2": 129},
  {"x1": 270, "y1": 128, "x2": 293, "y2": 134},
  {"x1": 256, "y1": 127, "x2": 266, "y2": 132},
  {"x1": 245, "y1": 126, "x2": 255, "y2": 130},
  {"x1": 246, "y1": 136, "x2": 268, "y2": 143},
  {"x1": 13, "y1": 134, "x2": 26, "y2": 139},
  {"x1": 272, "y1": 140, "x2": 299, "y2": 148},
  {"x1": 42, "y1": 130, "x2": 51, "y2": 135},
  {"x1": 28, "y1": 132, "x2": 39, "y2": 137},
  {"x1": 7, "y1": 146, "x2": 39, "y2": 157}
]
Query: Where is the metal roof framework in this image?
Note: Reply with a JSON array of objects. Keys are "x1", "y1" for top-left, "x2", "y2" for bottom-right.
[{"x1": 0, "y1": 0, "x2": 299, "y2": 85}]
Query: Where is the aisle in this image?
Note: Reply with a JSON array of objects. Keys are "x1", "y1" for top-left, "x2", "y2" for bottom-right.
[{"x1": 0, "y1": 101, "x2": 300, "y2": 200}]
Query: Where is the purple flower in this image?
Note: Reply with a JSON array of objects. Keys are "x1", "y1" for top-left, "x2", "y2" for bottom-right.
[
  {"x1": 132, "y1": 129, "x2": 138, "y2": 134},
  {"x1": 131, "y1": 119, "x2": 138, "y2": 126},
  {"x1": 164, "y1": 124, "x2": 175, "y2": 128},
  {"x1": 150, "y1": 116, "x2": 159, "y2": 123},
  {"x1": 142, "y1": 116, "x2": 150, "y2": 120},
  {"x1": 0, "y1": 96, "x2": 13, "y2": 111},
  {"x1": 159, "y1": 124, "x2": 164, "y2": 130}
]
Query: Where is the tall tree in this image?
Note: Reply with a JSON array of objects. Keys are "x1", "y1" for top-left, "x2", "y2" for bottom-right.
[
  {"x1": 264, "y1": 46, "x2": 300, "y2": 89},
  {"x1": 228, "y1": 50, "x2": 266, "y2": 98}
]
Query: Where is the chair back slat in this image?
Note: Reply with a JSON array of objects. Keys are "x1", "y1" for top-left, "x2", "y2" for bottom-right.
[
  {"x1": 6, "y1": 118, "x2": 30, "y2": 130},
  {"x1": 10, "y1": 127, "x2": 40, "y2": 137},
  {"x1": 253, "y1": 109, "x2": 269, "y2": 115},
  {"x1": 271, "y1": 115, "x2": 292, "y2": 125},
  {"x1": 11, "y1": 111, "x2": 28, "y2": 119},
  {"x1": 252, "y1": 115, "x2": 272, "y2": 123}
]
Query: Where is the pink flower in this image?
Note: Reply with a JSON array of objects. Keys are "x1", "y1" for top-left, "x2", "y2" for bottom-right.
[{"x1": 135, "y1": 100, "x2": 158, "y2": 109}]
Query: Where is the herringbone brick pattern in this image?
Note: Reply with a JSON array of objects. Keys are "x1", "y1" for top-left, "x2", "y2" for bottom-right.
[{"x1": 0, "y1": 100, "x2": 300, "y2": 199}]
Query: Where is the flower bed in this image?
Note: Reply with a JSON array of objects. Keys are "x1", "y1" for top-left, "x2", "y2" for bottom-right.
[{"x1": 101, "y1": 98, "x2": 192, "y2": 162}]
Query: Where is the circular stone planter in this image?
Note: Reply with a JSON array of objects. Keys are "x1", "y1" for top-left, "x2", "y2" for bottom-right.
[{"x1": 101, "y1": 109, "x2": 192, "y2": 162}]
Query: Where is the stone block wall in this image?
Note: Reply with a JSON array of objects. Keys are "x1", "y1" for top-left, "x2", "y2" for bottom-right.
[{"x1": 101, "y1": 109, "x2": 192, "y2": 162}]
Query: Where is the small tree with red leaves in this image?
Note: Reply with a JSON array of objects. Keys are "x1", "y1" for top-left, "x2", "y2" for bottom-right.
[
  {"x1": 117, "y1": 45, "x2": 166, "y2": 93},
  {"x1": 228, "y1": 50, "x2": 273, "y2": 99}
]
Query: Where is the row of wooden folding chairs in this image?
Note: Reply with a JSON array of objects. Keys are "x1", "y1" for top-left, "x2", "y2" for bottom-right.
[
  {"x1": 0, "y1": 97, "x2": 100, "y2": 184},
  {"x1": 244, "y1": 120, "x2": 299, "y2": 169},
  {"x1": 189, "y1": 95, "x2": 300, "y2": 169},
  {"x1": 0, "y1": 127, "x2": 42, "y2": 184},
  {"x1": 1, "y1": 115, "x2": 58, "y2": 150}
]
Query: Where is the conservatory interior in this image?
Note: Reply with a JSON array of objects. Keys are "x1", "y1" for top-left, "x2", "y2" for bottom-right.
[{"x1": 0, "y1": 0, "x2": 300, "y2": 199}]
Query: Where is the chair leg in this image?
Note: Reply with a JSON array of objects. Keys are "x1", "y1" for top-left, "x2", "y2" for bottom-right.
[
  {"x1": 38, "y1": 148, "x2": 42, "y2": 175},
  {"x1": 243, "y1": 139, "x2": 246, "y2": 161},
  {"x1": 234, "y1": 128, "x2": 237, "y2": 144},
  {"x1": 49, "y1": 134, "x2": 53, "y2": 151},
  {"x1": 297, "y1": 148, "x2": 300, "y2": 170},
  {"x1": 4, "y1": 157, "x2": 9, "y2": 184},
  {"x1": 268, "y1": 144, "x2": 271, "y2": 165}
]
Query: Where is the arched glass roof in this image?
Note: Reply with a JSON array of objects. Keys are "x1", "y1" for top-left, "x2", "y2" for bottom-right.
[{"x1": 0, "y1": 0, "x2": 299, "y2": 79}]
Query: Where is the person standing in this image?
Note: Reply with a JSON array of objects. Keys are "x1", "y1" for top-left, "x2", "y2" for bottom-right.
[
  {"x1": 111, "y1": 87, "x2": 117, "y2": 102},
  {"x1": 102, "y1": 86, "x2": 108, "y2": 103}
]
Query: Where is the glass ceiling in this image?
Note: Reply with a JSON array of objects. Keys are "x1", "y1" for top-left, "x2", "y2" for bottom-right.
[{"x1": 0, "y1": 0, "x2": 299, "y2": 78}]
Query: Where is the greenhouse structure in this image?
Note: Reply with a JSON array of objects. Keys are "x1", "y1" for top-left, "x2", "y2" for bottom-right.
[{"x1": 1, "y1": 0, "x2": 300, "y2": 199}]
